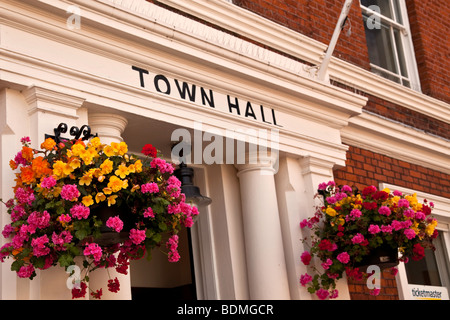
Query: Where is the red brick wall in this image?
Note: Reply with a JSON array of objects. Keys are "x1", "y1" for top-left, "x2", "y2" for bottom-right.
[
  {"x1": 347, "y1": 269, "x2": 399, "y2": 300},
  {"x1": 334, "y1": 145, "x2": 450, "y2": 300},
  {"x1": 334, "y1": 145, "x2": 450, "y2": 199},
  {"x1": 233, "y1": 0, "x2": 371, "y2": 69},
  {"x1": 407, "y1": 1, "x2": 450, "y2": 104}
]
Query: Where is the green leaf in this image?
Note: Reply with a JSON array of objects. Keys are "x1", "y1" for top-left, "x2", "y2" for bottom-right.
[
  {"x1": 75, "y1": 228, "x2": 88, "y2": 241},
  {"x1": 11, "y1": 260, "x2": 24, "y2": 272},
  {"x1": 58, "y1": 253, "x2": 74, "y2": 267},
  {"x1": 152, "y1": 233, "x2": 162, "y2": 243},
  {"x1": 158, "y1": 221, "x2": 167, "y2": 232},
  {"x1": 33, "y1": 257, "x2": 46, "y2": 269}
]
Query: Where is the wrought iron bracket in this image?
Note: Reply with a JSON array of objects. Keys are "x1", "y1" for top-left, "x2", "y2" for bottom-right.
[{"x1": 45, "y1": 123, "x2": 98, "y2": 144}]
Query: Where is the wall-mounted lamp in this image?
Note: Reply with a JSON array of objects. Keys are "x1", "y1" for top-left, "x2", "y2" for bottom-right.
[
  {"x1": 175, "y1": 162, "x2": 212, "y2": 207},
  {"x1": 172, "y1": 142, "x2": 212, "y2": 207}
]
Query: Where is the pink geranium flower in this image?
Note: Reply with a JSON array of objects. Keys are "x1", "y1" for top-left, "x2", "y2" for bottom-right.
[{"x1": 106, "y1": 216, "x2": 124, "y2": 233}]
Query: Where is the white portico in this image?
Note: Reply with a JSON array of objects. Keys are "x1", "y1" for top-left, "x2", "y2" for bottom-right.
[{"x1": 0, "y1": 0, "x2": 367, "y2": 300}]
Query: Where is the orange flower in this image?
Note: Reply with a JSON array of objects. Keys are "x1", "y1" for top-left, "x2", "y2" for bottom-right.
[
  {"x1": 21, "y1": 146, "x2": 34, "y2": 162},
  {"x1": 9, "y1": 159, "x2": 17, "y2": 170},
  {"x1": 31, "y1": 156, "x2": 52, "y2": 179},
  {"x1": 20, "y1": 166, "x2": 35, "y2": 184},
  {"x1": 41, "y1": 138, "x2": 57, "y2": 151}
]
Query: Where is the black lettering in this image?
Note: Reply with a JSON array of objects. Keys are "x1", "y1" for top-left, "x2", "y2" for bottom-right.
[
  {"x1": 260, "y1": 105, "x2": 271, "y2": 124},
  {"x1": 154, "y1": 74, "x2": 171, "y2": 94},
  {"x1": 132, "y1": 66, "x2": 149, "y2": 88},
  {"x1": 200, "y1": 87, "x2": 215, "y2": 108},
  {"x1": 272, "y1": 108, "x2": 283, "y2": 127},
  {"x1": 245, "y1": 102, "x2": 257, "y2": 119},
  {"x1": 227, "y1": 95, "x2": 240, "y2": 115},
  {"x1": 175, "y1": 79, "x2": 196, "y2": 102}
]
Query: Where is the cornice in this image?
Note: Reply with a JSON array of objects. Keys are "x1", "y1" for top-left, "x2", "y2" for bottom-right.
[{"x1": 341, "y1": 112, "x2": 450, "y2": 174}]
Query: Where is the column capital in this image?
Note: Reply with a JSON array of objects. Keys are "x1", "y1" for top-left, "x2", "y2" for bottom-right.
[
  {"x1": 298, "y1": 155, "x2": 335, "y2": 177},
  {"x1": 23, "y1": 86, "x2": 85, "y2": 119},
  {"x1": 88, "y1": 113, "x2": 128, "y2": 144},
  {"x1": 234, "y1": 151, "x2": 279, "y2": 176}
]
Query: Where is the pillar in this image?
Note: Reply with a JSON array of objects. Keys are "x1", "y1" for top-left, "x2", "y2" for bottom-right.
[
  {"x1": 235, "y1": 152, "x2": 290, "y2": 299},
  {"x1": 22, "y1": 86, "x2": 86, "y2": 299},
  {"x1": 87, "y1": 112, "x2": 131, "y2": 300}
]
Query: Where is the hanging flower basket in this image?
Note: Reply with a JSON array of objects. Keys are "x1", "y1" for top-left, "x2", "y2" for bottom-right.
[
  {"x1": 0, "y1": 135, "x2": 199, "y2": 299},
  {"x1": 299, "y1": 181, "x2": 439, "y2": 300}
]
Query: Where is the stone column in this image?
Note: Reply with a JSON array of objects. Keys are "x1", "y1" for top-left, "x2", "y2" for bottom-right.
[
  {"x1": 87, "y1": 112, "x2": 131, "y2": 300},
  {"x1": 235, "y1": 152, "x2": 290, "y2": 299},
  {"x1": 22, "y1": 86, "x2": 86, "y2": 299}
]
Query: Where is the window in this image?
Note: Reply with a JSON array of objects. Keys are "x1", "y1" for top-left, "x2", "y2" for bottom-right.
[
  {"x1": 380, "y1": 183, "x2": 450, "y2": 300},
  {"x1": 360, "y1": 0, "x2": 420, "y2": 91}
]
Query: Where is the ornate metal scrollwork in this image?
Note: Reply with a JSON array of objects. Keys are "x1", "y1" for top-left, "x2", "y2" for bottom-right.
[{"x1": 45, "y1": 123, "x2": 98, "y2": 144}]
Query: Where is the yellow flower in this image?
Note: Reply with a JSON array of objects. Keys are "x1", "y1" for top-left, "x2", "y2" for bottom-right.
[
  {"x1": 325, "y1": 207, "x2": 338, "y2": 217},
  {"x1": 134, "y1": 159, "x2": 143, "y2": 173},
  {"x1": 100, "y1": 159, "x2": 114, "y2": 175},
  {"x1": 69, "y1": 158, "x2": 81, "y2": 170},
  {"x1": 107, "y1": 195, "x2": 118, "y2": 207},
  {"x1": 127, "y1": 163, "x2": 136, "y2": 174},
  {"x1": 53, "y1": 161, "x2": 73, "y2": 179},
  {"x1": 425, "y1": 219, "x2": 438, "y2": 236},
  {"x1": 110, "y1": 141, "x2": 128, "y2": 156},
  {"x1": 131, "y1": 184, "x2": 140, "y2": 192},
  {"x1": 80, "y1": 148, "x2": 97, "y2": 165},
  {"x1": 79, "y1": 173, "x2": 93, "y2": 186},
  {"x1": 107, "y1": 176, "x2": 126, "y2": 193},
  {"x1": 95, "y1": 192, "x2": 106, "y2": 203},
  {"x1": 89, "y1": 137, "x2": 102, "y2": 149},
  {"x1": 82, "y1": 195, "x2": 94, "y2": 207},
  {"x1": 102, "y1": 187, "x2": 113, "y2": 195},
  {"x1": 103, "y1": 145, "x2": 115, "y2": 157},
  {"x1": 71, "y1": 143, "x2": 85, "y2": 157},
  {"x1": 115, "y1": 164, "x2": 129, "y2": 179}
]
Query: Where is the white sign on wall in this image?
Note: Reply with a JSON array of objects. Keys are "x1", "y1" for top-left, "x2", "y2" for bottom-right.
[{"x1": 405, "y1": 285, "x2": 449, "y2": 300}]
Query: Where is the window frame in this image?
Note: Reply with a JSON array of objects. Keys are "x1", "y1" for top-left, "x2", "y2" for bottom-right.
[
  {"x1": 360, "y1": 0, "x2": 421, "y2": 91},
  {"x1": 379, "y1": 183, "x2": 450, "y2": 300}
]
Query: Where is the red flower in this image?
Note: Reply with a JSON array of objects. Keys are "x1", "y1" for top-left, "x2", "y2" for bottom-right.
[
  {"x1": 362, "y1": 201, "x2": 378, "y2": 210},
  {"x1": 373, "y1": 191, "x2": 389, "y2": 201},
  {"x1": 71, "y1": 281, "x2": 87, "y2": 299},
  {"x1": 141, "y1": 144, "x2": 157, "y2": 157},
  {"x1": 107, "y1": 277, "x2": 120, "y2": 293},
  {"x1": 318, "y1": 239, "x2": 334, "y2": 251},
  {"x1": 362, "y1": 185, "x2": 377, "y2": 197},
  {"x1": 301, "y1": 251, "x2": 312, "y2": 265},
  {"x1": 91, "y1": 288, "x2": 103, "y2": 299},
  {"x1": 412, "y1": 243, "x2": 425, "y2": 261}
]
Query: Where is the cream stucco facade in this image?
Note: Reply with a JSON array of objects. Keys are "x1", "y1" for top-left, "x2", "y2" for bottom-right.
[{"x1": 1, "y1": 0, "x2": 448, "y2": 300}]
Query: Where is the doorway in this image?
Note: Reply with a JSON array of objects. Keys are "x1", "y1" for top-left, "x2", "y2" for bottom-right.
[{"x1": 129, "y1": 226, "x2": 197, "y2": 300}]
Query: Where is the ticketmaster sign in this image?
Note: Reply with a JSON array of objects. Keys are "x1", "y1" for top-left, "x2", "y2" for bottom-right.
[{"x1": 405, "y1": 285, "x2": 449, "y2": 300}]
